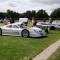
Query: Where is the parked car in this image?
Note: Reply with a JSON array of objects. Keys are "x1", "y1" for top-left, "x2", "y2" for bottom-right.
[
  {"x1": 52, "y1": 20, "x2": 60, "y2": 25},
  {"x1": 0, "y1": 19, "x2": 3, "y2": 23},
  {"x1": 0, "y1": 22, "x2": 45, "y2": 37},
  {"x1": 36, "y1": 21, "x2": 60, "y2": 30},
  {"x1": 54, "y1": 25, "x2": 60, "y2": 30}
]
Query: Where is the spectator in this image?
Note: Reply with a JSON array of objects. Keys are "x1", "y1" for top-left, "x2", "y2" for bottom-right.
[
  {"x1": 45, "y1": 26, "x2": 50, "y2": 33},
  {"x1": 10, "y1": 17, "x2": 14, "y2": 24},
  {"x1": 3, "y1": 17, "x2": 9, "y2": 25},
  {"x1": 32, "y1": 17, "x2": 37, "y2": 26}
]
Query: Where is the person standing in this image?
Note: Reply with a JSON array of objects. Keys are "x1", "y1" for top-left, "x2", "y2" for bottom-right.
[
  {"x1": 3, "y1": 17, "x2": 9, "y2": 25},
  {"x1": 10, "y1": 17, "x2": 14, "y2": 24},
  {"x1": 32, "y1": 17, "x2": 37, "y2": 26}
]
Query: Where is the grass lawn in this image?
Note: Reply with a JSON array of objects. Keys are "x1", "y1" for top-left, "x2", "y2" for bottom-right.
[
  {"x1": 47, "y1": 47, "x2": 60, "y2": 60},
  {"x1": 0, "y1": 23, "x2": 4, "y2": 26},
  {"x1": 0, "y1": 30, "x2": 60, "y2": 60}
]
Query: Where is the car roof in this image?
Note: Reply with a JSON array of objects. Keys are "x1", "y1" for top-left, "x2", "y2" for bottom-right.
[{"x1": 3, "y1": 22, "x2": 23, "y2": 27}]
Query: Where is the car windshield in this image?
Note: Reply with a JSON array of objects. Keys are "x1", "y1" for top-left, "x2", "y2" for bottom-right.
[
  {"x1": 18, "y1": 24, "x2": 27, "y2": 28},
  {"x1": 36, "y1": 25, "x2": 45, "y2": 30}
]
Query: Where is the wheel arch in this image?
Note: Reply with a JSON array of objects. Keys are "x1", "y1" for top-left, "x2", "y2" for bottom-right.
[{"x1": 50, "y1": 26, "x2": 55, "y2": 30}]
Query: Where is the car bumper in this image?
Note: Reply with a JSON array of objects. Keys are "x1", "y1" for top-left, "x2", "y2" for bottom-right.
[{"x1": 30, "y1": 33, "x2": 45, "y2": 37}]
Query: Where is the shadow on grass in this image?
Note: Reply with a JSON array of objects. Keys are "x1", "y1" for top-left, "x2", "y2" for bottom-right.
[
  {"x1": 0, "y1": 35, "x2": 48, "y2": 40},
  {"x1": 29, "y1": 36, "x2": 48, "y2": 39}
]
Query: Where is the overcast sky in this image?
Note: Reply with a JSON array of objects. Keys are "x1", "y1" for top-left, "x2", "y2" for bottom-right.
[{"x1": 0, "y1": 0, "x2": 60, "y2": 15}]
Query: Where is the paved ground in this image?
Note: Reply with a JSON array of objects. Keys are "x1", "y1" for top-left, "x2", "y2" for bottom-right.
[{"x1": 32, "y1": 39, "x2": 60, "y2": 60}]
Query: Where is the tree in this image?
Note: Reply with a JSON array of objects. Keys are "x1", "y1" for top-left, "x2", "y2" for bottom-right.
[
  {"x1": 31, "y1": 10, "x2": 36, "y2": 18},
  {"x1": 50, "y1": 8, "x2": 60, "y2": 20},
  {"x1": 23, "y1": 10, "x2": 32, "y2": 19},
  {"x1": 6, "y1": 9, "x2": 20, "y2": 23},
  {"x1": 0, "y1": 12, "x2": 5, "y2": 19},
  {"x1": 22, "y1": 10, "x2": 36, "y2": 20},
  {"x1": 7, "y1": 9, "x2": 13, "y2": 18},
  {"x1": 36, "y1": 9, "x2": 49, "y2": 20},
  {"x1": 0, "y1": 9, "x2": 49, "y2": 21}
]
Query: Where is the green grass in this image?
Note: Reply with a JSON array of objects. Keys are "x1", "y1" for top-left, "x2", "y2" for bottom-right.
[
  {"x1": 47, "y1": 47, "x2": 60, "y2": 60},
  {"x1": 27, "y1": 22, "x2": 32, "y2": 27},
  {"x1": 0, "y1": 30, "x2": 60, "y2": 60},
  {"x1": 0, "y1": 23, "x2": 4, "y2": 26}
]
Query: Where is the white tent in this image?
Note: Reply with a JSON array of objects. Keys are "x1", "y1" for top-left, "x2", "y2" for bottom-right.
[{"x1": 19, "y1": 18, "x2": 28, "y2": 22}]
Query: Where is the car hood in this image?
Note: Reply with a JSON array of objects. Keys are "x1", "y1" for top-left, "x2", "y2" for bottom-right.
[
  {"x1": 31, "y1": 26, "x2": 42, "y2": 31},
  {"x1": 23, "y1": 26, "x2": 43, "y2": 32}
]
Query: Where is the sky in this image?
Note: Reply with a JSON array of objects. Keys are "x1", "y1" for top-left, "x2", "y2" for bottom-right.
[{"x1": 0, "y1": 0, "x2": 60, "y2": 15}]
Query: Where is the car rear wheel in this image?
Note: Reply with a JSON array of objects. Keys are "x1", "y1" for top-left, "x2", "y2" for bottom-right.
[
  {"x1": 21, "y1": 29, "x2": 30, "y2": 37},
  {"x1": 0, "y1": 29, "x2": 2, "y2": 36},
  {"x1": 50, "y1": 26, "x2": 55, "y2": 30}
]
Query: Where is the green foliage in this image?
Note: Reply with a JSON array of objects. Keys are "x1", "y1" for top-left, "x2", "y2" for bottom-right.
[
  {"x1": 23, "y1": 9, "x2": 49, "y2": 20},
  {"x1": 0, "y1": 8, "x2": 60, "y2": 20},
  {"x1": 36, "y1": 9, "x2": 49, "y2": 20},
  {"x1": 50, "y1": 8, "x2": 60, "y2": 19},
  {"x1": 23, "y1": 10, "x2": 32, "y2": 19},
  {"x1": 0, "y1": 12, "x2": 5, "y2": 19},
  {"x1": 0, "y1": 9, "x2": 20, "y2": 19}
]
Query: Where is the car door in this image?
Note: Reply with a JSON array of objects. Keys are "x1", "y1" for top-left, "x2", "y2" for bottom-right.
[
  {"x1": 10, "y1": 25, "x2": 21, "y2": 36},
  {"x1": 2, "y1": 25, "x2": 12, "y2": 35}
]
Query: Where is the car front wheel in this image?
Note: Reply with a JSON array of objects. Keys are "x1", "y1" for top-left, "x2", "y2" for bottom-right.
[{"x1": 21, "y1": 29, "x2": 30, "y2": 37}]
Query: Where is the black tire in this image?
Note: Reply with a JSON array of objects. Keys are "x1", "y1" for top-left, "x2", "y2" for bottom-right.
[
  {"x1": 50, "y1": 26, "x2": 55, "y2": 30},
  {"x1": 0, "y1": 29, "x2": 2, "y2": 36},
  {"x1": 21, "y1": 29, "x2": 30, "y2": 37}
]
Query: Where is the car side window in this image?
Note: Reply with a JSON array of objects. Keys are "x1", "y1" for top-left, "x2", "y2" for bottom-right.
[
  {"x1": 12, "y1": 25, "x2": 19, "y2": 28},
  {"x1": 18, "y1": 24, "x2": 23, "y2": 28},
  {"x1": 6, "y1": 25, "x2": 12, "y2": 28}
]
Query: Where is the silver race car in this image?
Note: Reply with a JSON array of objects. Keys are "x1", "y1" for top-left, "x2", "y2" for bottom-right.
[{"x1": 0, "y1": 22, "x2": 45, "y2": 37}]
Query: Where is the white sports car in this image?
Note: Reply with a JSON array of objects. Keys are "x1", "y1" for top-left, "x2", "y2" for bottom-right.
[{"x1": 0, "y1": 22, "x2": 45, "y2": 37}]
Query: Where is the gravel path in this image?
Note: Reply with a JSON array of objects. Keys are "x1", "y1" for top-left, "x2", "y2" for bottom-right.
[{"x1": 32, "y1": 39, "x2": 60, "y2": 60}]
